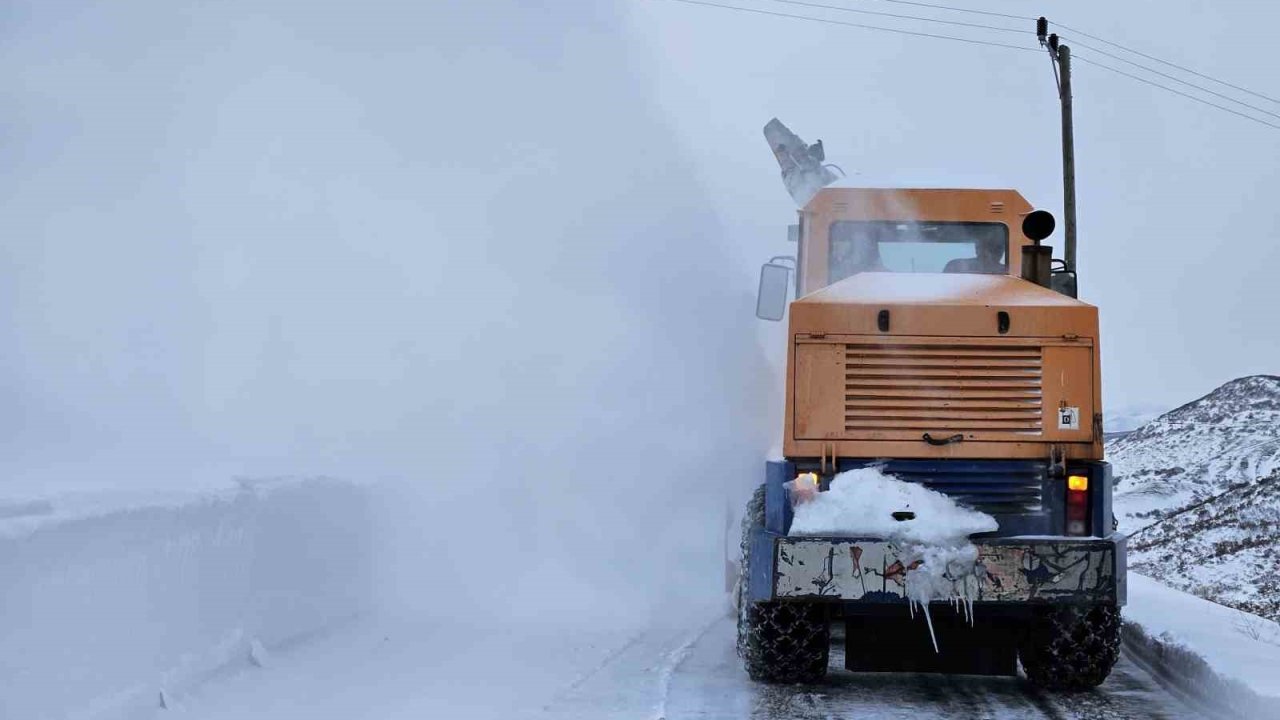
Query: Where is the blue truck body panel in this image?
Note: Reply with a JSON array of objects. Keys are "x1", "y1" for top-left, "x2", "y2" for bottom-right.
[{"x1": 764, "y1": 459, "x2": 794, "y2": 534}]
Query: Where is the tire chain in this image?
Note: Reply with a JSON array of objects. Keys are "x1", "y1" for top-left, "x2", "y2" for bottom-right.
[
  {"x1": 1019, "y1": 604, "x2": 1122, "y2": 690},
  {"x1": 736, "y1": 485, "x2": 830, "y2": 683}
]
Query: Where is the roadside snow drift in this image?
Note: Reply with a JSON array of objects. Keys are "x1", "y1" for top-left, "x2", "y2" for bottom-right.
[
  {"x1": 1124, "y1": 573, "x2": 1280, "y2": 717},
  {"x1": 0, "y1": 479, "x2": 370, "y2": 720}
]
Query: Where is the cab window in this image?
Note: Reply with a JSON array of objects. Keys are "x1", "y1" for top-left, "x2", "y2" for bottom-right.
[{"x1": 828, "y1": 221, "x2": 1009, "y2": 284}]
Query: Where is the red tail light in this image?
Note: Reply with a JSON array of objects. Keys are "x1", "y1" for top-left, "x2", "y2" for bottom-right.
[{"x1": 1066, "y1": 474, "x2": 1089, "y2": 536}]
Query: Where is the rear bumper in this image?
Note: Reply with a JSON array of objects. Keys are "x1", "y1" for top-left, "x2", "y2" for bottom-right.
[{"x1": 747, "y1": 532, "x2": 1127, "y2": 606}]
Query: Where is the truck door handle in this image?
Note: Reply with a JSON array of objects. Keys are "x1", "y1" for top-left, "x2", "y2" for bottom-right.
[{"x1": 922, "y1": 433, "x2": 964, "y2": 446}]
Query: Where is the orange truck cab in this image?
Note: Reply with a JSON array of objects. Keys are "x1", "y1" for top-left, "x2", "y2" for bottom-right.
[{"x1": 740, "y1": 185, "x2": 1126, "y2": 689}]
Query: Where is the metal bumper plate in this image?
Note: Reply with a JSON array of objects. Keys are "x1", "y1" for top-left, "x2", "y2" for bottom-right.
[{"x1": 773, "y1": 536, "x2": 1124, "y2": 603}]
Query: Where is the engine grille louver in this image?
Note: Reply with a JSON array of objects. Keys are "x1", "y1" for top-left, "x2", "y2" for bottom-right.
[
  {"x1": 844, "y1": 343, "x2": 1044, "y2": 436},
  {"x1": 841, "y1": 460, "x2": 1047, "y2": 515}
]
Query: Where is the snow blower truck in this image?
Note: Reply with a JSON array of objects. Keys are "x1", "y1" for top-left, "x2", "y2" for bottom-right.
[{"x1": 739, "y1": 119, "x2": 1124, "y2": 689}]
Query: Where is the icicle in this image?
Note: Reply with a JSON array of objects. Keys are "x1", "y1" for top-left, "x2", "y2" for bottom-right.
[{"x1": 921, "y1": 602, "x2": 939, "y2": 653}]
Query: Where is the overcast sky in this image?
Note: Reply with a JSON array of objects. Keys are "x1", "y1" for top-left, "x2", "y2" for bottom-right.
[{"x1": 627, "y1": 0, "x2": 1280, "y2": 417}]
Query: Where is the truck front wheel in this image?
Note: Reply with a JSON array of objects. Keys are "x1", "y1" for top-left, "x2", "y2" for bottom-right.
[
  {"x1": 1019, "y1": 604, "x2": 1121, "y2": 690},
  {"x1": 736, "y1": 485, "x2": 829, "y2": 683}
]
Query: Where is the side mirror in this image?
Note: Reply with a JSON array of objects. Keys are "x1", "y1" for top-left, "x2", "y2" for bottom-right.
[
  {"x1": 755, "y1": 262, "x2": 793, "y2": 321},
  {"x1": 1051, "y1": 270, "x2": 1078, "y2": 298}
]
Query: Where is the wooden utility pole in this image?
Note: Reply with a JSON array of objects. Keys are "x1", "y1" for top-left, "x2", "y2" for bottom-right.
[
  {"x1": 1058, "y1": 42, "x2": 1077, "y2": 273},
  {"x1": 1038, "y1": 18, "x2": 1078, "y2": 274}
]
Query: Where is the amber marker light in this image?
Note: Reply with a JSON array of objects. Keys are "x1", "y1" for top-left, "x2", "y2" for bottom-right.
[
  {"x1": 1066, "y1": 475, "x2": 1090, "y2": 536},
  {"x1": 790, "y1": 472, "x2": 820, "y2": 504}
]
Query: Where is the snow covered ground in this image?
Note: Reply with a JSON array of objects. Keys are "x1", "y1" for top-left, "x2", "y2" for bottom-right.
[
  {"x1": 159, "y1": 613, "x2": 1196, "y2": 720},
  {"x1": 6, "y1": 477, "x2": 1279, "y2": 720},
  {"x1": 0, "y1": 478, "x2": 371, "y2": 720},
  {"x1": 130, "y1": 615, "x2": 658, "y2": 720},
  {"x1": 1123, "y1": 574, "x2": 1280, "y2": 716},
  {"x1": 110, "y1": 573, "x2": 1280, "y2": 720}
]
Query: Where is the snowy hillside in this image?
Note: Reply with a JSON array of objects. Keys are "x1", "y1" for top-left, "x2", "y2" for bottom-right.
[
  {"x1": 1109, "y1": 375, "x2": 1280, "y2": 623},
  {"x1": 1127, "y1": 473, "x2": 1280, "y2": 622},
  {"x1": 1110, "y1": 375, "x2": 1280, "y2": 523}
]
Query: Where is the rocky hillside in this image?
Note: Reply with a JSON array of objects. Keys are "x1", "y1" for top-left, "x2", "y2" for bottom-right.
[
  {"x1": 1110, "y1": 375, "x2": 1280, "y2": 525},
  {"x1": 1125, "y1": 473, "x2": 1280, "y2": 622},
  {"x1": 1109, "y1": 375, "x2": 1280, "y2": 622}
]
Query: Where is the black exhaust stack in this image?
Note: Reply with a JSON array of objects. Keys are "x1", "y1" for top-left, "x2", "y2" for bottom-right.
[{"x1": 1021, "y1": 210, "x2": 1056, "y2": 289}]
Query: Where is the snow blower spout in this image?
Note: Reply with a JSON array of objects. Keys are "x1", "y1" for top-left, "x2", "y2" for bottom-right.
[{"x1": 763, "y1": 118, "x2": 840, "y2": 207}]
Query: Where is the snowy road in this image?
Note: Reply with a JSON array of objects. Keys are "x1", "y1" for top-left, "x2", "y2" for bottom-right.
[
  {"x1": 654, "y1": 617, "x2": 1205, "y2": 720},
  {"x1": 159, "y1": 610, "x2": 1212, "y2": 720}
]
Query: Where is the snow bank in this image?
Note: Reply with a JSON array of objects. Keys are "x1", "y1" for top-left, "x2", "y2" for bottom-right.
[
  {"x1": 0, "y1": 478, "x2": 371, "y2": 720},
  {"x1": 1124, "y1": 574, "x2": 1280, "y2": 718}
]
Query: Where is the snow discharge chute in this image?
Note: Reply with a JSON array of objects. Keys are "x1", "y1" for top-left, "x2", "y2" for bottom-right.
[{"x1": 763, "y1": 118, "x2": 840, "y2": 207}]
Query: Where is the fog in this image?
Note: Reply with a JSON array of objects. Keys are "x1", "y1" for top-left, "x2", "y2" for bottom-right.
[{"x1": 2, "y1": 0, "x2": 775, "y2": 628}]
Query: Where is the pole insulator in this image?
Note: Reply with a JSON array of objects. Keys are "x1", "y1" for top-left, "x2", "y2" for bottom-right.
[
  {"x1": 1048, "y1": 33, "x2": 1060, "y2": 52},
  {"x1": 1036, "y1": 17, "x2": 1048, "y2": 45}
]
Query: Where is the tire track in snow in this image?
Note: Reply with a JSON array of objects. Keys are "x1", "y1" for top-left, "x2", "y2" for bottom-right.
[
  {"x1": 542, "y1": 632, "x2": 646, "y2": 710},
  {"x1": 652, "y1": 614, "x2": 724, "y2": 720},
  {"x1": 539, "y1": 605, "x2": 728, "y2": 719}
]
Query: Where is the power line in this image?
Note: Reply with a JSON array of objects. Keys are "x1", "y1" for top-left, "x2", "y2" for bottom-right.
[
  {"x1": 1062, "y1": 37, "x2": 1280, "y2": 122},
  {"x1": 848, "y1": 0, "x2": 1032, "y2": 22},
  {"x1": 661, "y1": 0, "x2": 1040, "y2": 52},
  {"x1": 1072, "y1": 53, "x2": 1280, "y2": 131},
  {"x1": 661, "y1": 0, "x2": 1280, "y2": 131},
  {"x1": 764, "y1": 0, "x2": 1025, "y2": 33},
  {"x1": 821, "y1": 3, "x2": 1280, "y2": 114},
  {"x1": 1055, "y1": 22, "x2": 1280, "y2": 107}
]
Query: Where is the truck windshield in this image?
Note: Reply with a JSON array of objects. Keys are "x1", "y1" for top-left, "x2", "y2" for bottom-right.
[{"x1": 828, "y1": 221, "x2": 1009, "y2": 283}]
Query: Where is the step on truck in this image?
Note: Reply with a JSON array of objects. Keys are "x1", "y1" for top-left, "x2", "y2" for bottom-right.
[{"x1": 741, "y1": 122, "x2": 1125, "y2": 690}]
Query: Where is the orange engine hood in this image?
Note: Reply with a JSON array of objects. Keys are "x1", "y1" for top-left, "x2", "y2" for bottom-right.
[{"x1": 783, "y1": 272, "x2": 1103, "y2": 462}]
